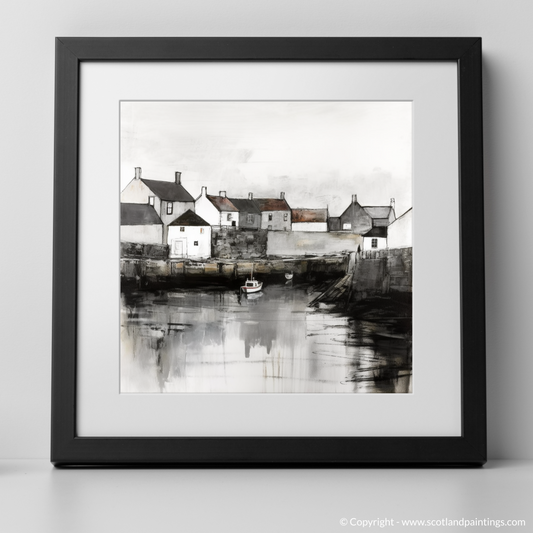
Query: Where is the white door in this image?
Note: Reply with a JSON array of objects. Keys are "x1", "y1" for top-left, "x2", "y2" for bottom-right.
[{"x1": 172, "y1": 239, "x2": 185, "y2": 257}]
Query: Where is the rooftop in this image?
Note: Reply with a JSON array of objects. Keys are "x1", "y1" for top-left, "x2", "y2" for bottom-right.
[
  {"x1": 169, "y1": 209, "x2": 210, "y2": 227},
  {"x1": 254, "y1": 198, "x2": 291, "y2": 211},
  {"x1": 228, "y1": 197, "x2": 261, "y2": 214},
  {"x1": 121, "y1": 203, "x2": 163, "y2": 226},
  {"x1": 363, "y1": 206, "x2": 395, "y2": 219},
  {"x1": 363, "y1": 226, "x2": 388, "y2": 238},
  {"x1": 291, "y1": 208, "x2": 328, "y2": 223},
  {"x1": 207, "y1": 195, "x2": 239, "y2": 212},
  {"x1": 140, "y1": 178, "x2": 195, "y2": 202}
]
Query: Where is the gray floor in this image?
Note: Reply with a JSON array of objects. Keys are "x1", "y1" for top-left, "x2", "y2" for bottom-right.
[{"x1": 1, "y1": 460, "x2": 530, "y2": 532}]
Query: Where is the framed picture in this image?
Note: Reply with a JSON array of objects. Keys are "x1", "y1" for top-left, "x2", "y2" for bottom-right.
[{"x1": 52, "y1": 37, "x2": 486, "y2": 465}]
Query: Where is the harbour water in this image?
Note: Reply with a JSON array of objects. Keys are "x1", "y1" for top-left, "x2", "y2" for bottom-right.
[{"x1": 120, "y1": 282, "x2": 412, "y2": 393}]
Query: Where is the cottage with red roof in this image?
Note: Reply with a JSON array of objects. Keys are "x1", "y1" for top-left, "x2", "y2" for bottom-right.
[
  {"x1": 120, "y1": 167, "x2": 195, "y2": 243},
  {"x1": 254, "y1": 192, "x2": 291, "y2": 231},
  {"x1": 195, "y1": 187, "x2": 239, "y2": 227}
]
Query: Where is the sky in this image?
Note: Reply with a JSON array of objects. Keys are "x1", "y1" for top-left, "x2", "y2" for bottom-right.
[{"x1": 120, "y1": 101, "x2": 412, "y2": 217}]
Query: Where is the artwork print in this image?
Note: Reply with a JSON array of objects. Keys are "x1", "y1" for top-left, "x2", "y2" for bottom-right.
[{"x1": 120, "y1": 101, "x2": 412, "y2": 393}]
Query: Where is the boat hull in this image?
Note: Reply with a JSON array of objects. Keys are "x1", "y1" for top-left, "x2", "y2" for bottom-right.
[{"x1": 241, "y1": 283, "x2": 263, "y2": 294}]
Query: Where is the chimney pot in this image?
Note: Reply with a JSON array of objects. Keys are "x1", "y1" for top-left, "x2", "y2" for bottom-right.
[
  {"x1": 201, "y1": 186, "x2": 207, "y2": 196},
  {"x1": 220, "y1": 191, "x2": 226, "y2": 198},
  {"x1": 280, "y1": 192, "x2": 285, "y2": 200},
  {"x1": 352, "y1": 194, "x2": 357, "y2": 204},
  {"x1": 175, "y1": 171, "x2": 181, "y2": 184},
  {"x1": 248, "y1": 192, "x2": 253, "y2": 200},
  {"x1": 135, "y1": 167, "x2": 142, "y2": 179},
  {"x1": 390, "y1": 198, "x2": 395, "y2": 209}
]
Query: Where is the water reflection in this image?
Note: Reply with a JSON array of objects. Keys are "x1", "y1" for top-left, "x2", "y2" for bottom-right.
[{"x1": 120, "y1": 283, "x2": 411, "y2": 393}]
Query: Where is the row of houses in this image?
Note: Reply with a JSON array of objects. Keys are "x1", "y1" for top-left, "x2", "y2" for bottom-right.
[{"x1": 120, "y1": 167, "x2": 412, "y2": 259}]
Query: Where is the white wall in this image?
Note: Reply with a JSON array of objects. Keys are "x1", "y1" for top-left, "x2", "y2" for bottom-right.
[
  {"x1": 121, "y1": 225, "x2": 163, "y2": 245},
  {"x1": 168, "y1": 225, "x2": 211, "y2": 259},
  {"x1": 121, "y1": 178, "x2": 162, "y2": 216},
  {"x1": 363, "y1": 236, "x2": 387, "y2": 251},
  {"x1": 292, "y1": 222, "x2": 328, "y2": 232},
  {"x1": 1, "y1": 0, "x2": 533, "y2": 462},
  {"x1": 268, "y1": 231, "x2": 362, "y2": 256},
  {"x1": 388, "y1": 209, "x2": 412, "y2": 249}
]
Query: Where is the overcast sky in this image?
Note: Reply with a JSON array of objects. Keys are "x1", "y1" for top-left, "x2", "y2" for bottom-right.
[{"x1": 120, "y1": 101, "x2": 412, "y2": 217}]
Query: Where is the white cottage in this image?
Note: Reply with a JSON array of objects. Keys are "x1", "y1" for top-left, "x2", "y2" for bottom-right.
[
  {"x1": 195, "y1": 187, "x2": 239, "y2": 227},
  {"x1": 167, "y1": 210, "x2": 211, "y2": 260},
  {"x1": 254, "y1": 193, "x2": 291, "y2": 231},
  {"x1": 362, "y1": 226, "x2": 388, "y2": 251},
  {"x1": 121, "y1": 167, "x2": 195, "y2": 242},
  {"x1": 120, "y1": 203, "x2": 163, "y2": 244}
]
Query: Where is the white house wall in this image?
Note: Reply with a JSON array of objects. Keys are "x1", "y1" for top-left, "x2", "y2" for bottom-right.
[
  {"x1": 292, "y1": 222, "x2": 328, "y2": 232},
  {"x1": 388, "y1": 210, "x2": 413, "y2": 249},
  {"x1": 160, "y1": 201, "x2": 195, "y2": 228},
  {"x1": 121, "y1": 179, "x2": 162, "y2": 215},
  {"x1": 168, "y1": 225, "x2": 211, "y2": 259},
  {"x1": 220, "y1": 211, "x2": 239, "y2": 228},
  {"x1": 363, "y1": 236, "x2": 388, "y2": 251},
  {"x1": 121, "y1": 225, "x2": 163, "y2": 245},
  {"x1": 195, "y1": 196, "x2": 222, "y2": 226}
]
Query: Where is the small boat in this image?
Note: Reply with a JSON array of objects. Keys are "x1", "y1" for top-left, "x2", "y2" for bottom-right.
[
  {"x1": 241, "y1": 263, "x2": 263, "y2": 294},
  {"x1": 285, "y1": 272, "x2": 294, "y2": 280}
]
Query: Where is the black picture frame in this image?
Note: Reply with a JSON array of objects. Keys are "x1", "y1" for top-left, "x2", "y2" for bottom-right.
[{"x1": 52, "y1": 37, "x2": 486, "y2": 466}]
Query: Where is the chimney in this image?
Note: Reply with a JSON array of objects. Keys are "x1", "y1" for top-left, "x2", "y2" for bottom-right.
[
  {"x1": 175, "y1": 171, "x2": 181, "y2": 184},
  {"x1": 390, "y1": 198, "x2": 395, "y2": 210},
  {"x1": 248, "y1": 192, "x2": 253, "y2": 200},
  {"x1": 280, "y1": 192, "x2": 285, "y2": 200},
  {"x1": 220, "y1": 191, "x2": 226, "y2": 198},
  {"x1": 352, "y1": 194, "x2": 357, "y2": 204},
  {"x1": 201, "y1": 186, "x2": 207, "y2": 196},
  {"x1": 134, "y1": 167, "x2": 141, "y2": 180}
]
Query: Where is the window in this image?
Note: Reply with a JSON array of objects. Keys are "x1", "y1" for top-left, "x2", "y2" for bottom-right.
[
  {"x1": 148, "y1": 196, "x2": 155, "y2": 206},
  {"x1": 167, "y1": 202, "x2": 173, "y2": 215},
  {"x1": 268, "y1": 213, "x2": 273, "y2": 221},
  {"x1": 180, "y1": 227, "x2": 185, "y2": 232},
  {"x1": 247, "y1": 214, "x2": 254, "y2": 224},
  {"x1": 200, "y1": 228, "x2": 204, "y2": 234},
  {"x1": 371, "y1": 238, "x2": 378, "y2": 248},
  {"x1": 227, "y1": 213, "x2": 232, "y2": 221},
  {"x1": 283, "y1": 213, "x2": 288, "y2": 221},
  {"x1": 343, "y1": 223, "x2": 352, "y2": 230},
  {"x1": 193, "y1": 241, "x2": 198, "y2": 246}
]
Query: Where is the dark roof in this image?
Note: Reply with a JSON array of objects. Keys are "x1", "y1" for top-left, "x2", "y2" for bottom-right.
[
  {"x1": 254, "y1": 198, "x2": 291, "y2": 211},
  {"x1": 168, "y1": 209, "x2": 210, "y2": 227},
  {"x1": 121, "y1": 203, "x2": 163, "y2": 226},
  {"x1": 292, "y1": 208, "x2": 328, "y2": 223},
  {"x1": 363, "y1": 226, "x2": 388, "y2": 238},
  {"x1": 207, "y1": 195, "x2": 239, "y2": 212},
  {"x1": 228, "y1": 197, "x2": 261, "y2": 214},
  {"x1": 140, "y1": 178, "x2": 195, "y2": 202},
  {"x1": 363, "y1": 206, "x2": 394, "y2": 219}
]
